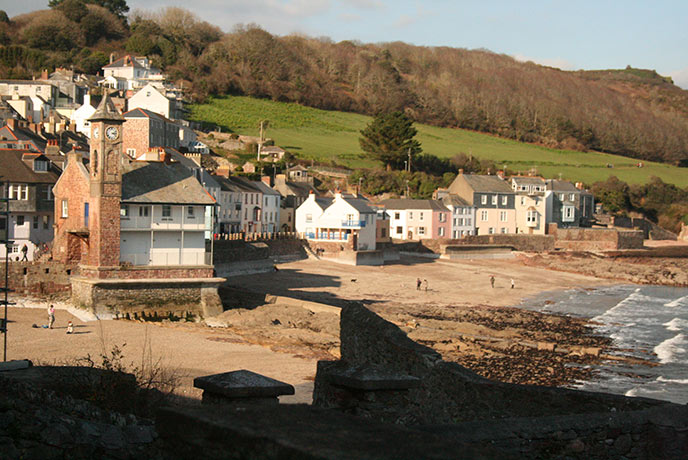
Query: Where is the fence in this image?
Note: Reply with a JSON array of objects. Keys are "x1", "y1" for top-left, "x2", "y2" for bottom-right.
[{"x1": 213, "y1": 231, "x2": 302, "y2": 242}]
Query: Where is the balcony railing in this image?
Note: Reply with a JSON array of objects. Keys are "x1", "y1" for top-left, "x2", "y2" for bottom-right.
[
  {"x1": 341, "y1": 220, "x2": 366, "y2": 228},
  {"x1": 305, "y1": 232, "x2": 349, "y2": 241}
]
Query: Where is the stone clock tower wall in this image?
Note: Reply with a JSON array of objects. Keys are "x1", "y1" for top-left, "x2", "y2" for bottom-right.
[{"x1": 87, "y1": 95, "x2": 125, "y2": 270}]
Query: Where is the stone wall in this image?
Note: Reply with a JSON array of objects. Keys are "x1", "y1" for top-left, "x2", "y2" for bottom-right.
[
  {"x1": 613, "y1": 217, "x2": 677, "y2": 240},
  {"x1": 0, "y1": 261, "x2": 74, "y2": 295},
  {"x1": 396, "y1": 235, "x2": 554, "y2": 253},
  {"x1": 551, "y1": 225, "x2": 644, "y2": 251},
  {"x1": 312, "y1": 303, "x2": 688, "y2": 458}
]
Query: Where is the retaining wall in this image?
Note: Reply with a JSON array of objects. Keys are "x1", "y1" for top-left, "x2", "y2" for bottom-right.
[
  {"x1": 550, "y1": 225, "x2": 644, "y2": 250},
  {"x1": 0, "y1": 261, "x2": 74, "y2": 295}
]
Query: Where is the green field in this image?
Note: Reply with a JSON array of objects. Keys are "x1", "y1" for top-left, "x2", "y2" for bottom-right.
[{"x1": 190, "y1": 96, "x2": 688, "y2": 187}]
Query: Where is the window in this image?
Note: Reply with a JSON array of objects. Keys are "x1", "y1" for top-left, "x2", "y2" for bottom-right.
[
  {"x1": 500, "y1": 211, "x2": 507, "y2": 222},
  {"x1": 419, "y1": 212, "x2": 424, "y2": 221},
  {"x1": 488, "y1": 227, "x2": 495, "y2": 234},
  {"x1": 527, "y1": 210, "x2": 537, "y2": 224},
  {"x1": 439, "y1": 213, "x2": 446, "y2": 222},
  {"x1": 34, "y1": 160, "x2": 48, "y2": 172},
  {"x1": 16, "y1": 215, "x2": 25, "y2": 226},
  {"x1": 481, "y1": 195, "x2": 487, "y2": 205},
  {"x1": 187, "y1": 206, "x2": 195, "y2": 218},
  {"x1": 457, "y1": 218, "x2": 464, "y2": 226},
  {"x1": 481, "y1": 210, "x2": 488, "y2": 221},
  {"x1": 42, "y1": 215, "x2": 49, "y2": 230},
  {"x1": 44, "y1": 186, "x2": 53, "y2": 201},
  {"x1": 491, "y1": 195, "x2": 497, "y2": 205},
  {"x1": 162, "y1": 205, "x2": 171, "y2": 218},
  {"x1": 559, "y1": 193, "x2": 565, "y2": 201},
  {"x1": 438, "y1": 227, "x2": 445, "y2": 237},
  {"x1": 502, "y1": 195, "x2": 508, "y2": 206},
  {"x1": 33, "y1": 216, "x2": 39, "y2": 229},
  {"x1": 563, "y1": 205, "x2": 575, "y2": 222},
  {"x1": 139, "y1": 206, "x2": 149, "y2": 217},
  {"x1": 381, "y1": 228, "x2": 386, "y2": 237},
  {"x1": 126, "y1": 148, "x2": 136, "y2": 157},
  {"x1": 306, "y1": 213, "x2": 312, "y2": 223},
  {"x1": 9, "y1": 185, "x2": 28, "y2": 201},
  {"x1": 394, "y1": 212, "x2": 400, "y2": 220},
  {"x1": 396, "y1": 226, "x2": 403, "y2": 234},
  {"x1": 520, "y1": 197, "x2": 525, "y2": 205},
  {"x1": 418, "y1": 227, "x2": 425, "y2": 235},
  {"x1": 409, "y1": 212, "x2": 413, "y2": 219},
  {"x1": 120, "y1": 205, "x2": 129, "y2": 218},
  {"x1": 61, "y1": 200, "x2": 68, "y2": 218},
  {"x1": 501, "y1": 227, "x2": 507, "y2": 234},
  {"x1": 465, "y1": 218, "x2": 471, "y2": 226},
  {"x1": 570, "y1": 193, "x2": 576, "y2": 201}
]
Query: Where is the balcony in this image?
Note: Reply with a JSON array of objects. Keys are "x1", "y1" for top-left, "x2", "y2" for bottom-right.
[
  {"x1": 305, "y1": 232, "x2": 349, "y2": 242},
  {"x1": 340, "y1": 220, "x2": 366, "y2": 228}
]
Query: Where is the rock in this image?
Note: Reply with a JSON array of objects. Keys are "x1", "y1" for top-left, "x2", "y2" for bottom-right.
[
  {"x1": 567, "y1": 438, "x2": 586, "y2": 453},
  {"x1": 123, "y1": 425, "x2": 155, "y2": 444},
  {"x1": 40, "y1": 423, "x2": 73, "y2": 447},
  {"x1": 99, "y1": 426, "x2": 125, "y2": 450},
  {"x1": 614, "y1": 433, "x2": 632, "y2": 454},
  {"x1": 537, "y1": 342, "x2": 556, "y2": 352}
]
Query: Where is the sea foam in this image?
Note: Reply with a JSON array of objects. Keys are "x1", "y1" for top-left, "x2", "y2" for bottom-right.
[
  {"x1": 664, "y1": 318, "x2": 688, "y2": 332},
  {"x1": 665, "y1": 295, "x2": 688, "y2": 308},
  {"x1": 654, "y1": 334, "x2": 688, "y2": 364}
]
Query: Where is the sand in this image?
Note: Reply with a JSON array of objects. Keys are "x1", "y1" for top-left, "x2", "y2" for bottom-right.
[{"x1": 3, "y1": 255, "x2": 619, "y2": 401}]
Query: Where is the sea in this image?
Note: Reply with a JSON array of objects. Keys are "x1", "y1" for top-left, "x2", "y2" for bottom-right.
[{"x1": 518, "y1": 284, "x2": 688, "y2": 404}]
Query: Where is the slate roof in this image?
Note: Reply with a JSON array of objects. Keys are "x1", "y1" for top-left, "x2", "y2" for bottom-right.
[
  {"x1": 546, "y1": 180, "x2": 579, "y2": 192},
  {"x1": 103, "y1": 55, "x2": 145, "y2": 69},
  {"x1": 0, "y1": 149, "x2": 59, "y2": 183},
  {"x1": 441, "y1": 195, "x2": 471, "y2": 207},
  {"x1": 121, "y1": 161, "x2": 215, "y2": 205},
  {"x1": 251, "y1": 180, "x2": 281, "y2": 196},
  {"x1": 343, "y1": 197, "x2": 376, "y2": 214},
  {"x1": 123, "y1": 107, "x2": 172, "y2": 123},
  {"x1": 379, "y1": 199, "x2": 449, "y2": 211},
  {"x1": 314, "y1": 197, "x2": 333, "y2": 209},
  {"x1": 459, "y1": 174, "x2": 513, "y2": 193},
  {"x1": 511, "y1": 176, "x2": 546, "y2": 186}
]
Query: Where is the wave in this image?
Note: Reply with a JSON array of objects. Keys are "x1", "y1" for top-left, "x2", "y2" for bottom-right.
[
  {"x1": 665, "y1": 295, "x2": 688, "y2": 308},
  {"x1": 656, "y1": 376, "x2": 688, "y2": 384},
  {"x1": 654, "y1": 334, "x2": 688, "y2": 364},
  {"x1": 664, "y1": 318, "x2": 688, "y2": 332}
]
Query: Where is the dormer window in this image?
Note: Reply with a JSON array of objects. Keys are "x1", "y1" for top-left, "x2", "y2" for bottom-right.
[{"x1": 34, "y1": 160, "x2": 48, "y2": 172}]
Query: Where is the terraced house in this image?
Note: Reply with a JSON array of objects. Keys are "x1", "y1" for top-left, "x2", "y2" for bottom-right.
[
  {"x1": 380, "y1": 199, "x2": 451, "y2": 240},
  {"x1": 448, "y1": 172, "x2": 516, "y2": 235},
  {"x1": 0, "y1": 149, "x2": 59, "y2": 261}
]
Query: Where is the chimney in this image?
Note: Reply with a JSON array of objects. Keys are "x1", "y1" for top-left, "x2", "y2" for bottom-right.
[
  {"x1": 84, "y1": 94, "x2": 91, "y2": 107},
  {"x1": 46, "y1": 139, "x2": 59, "y2": 156},
  {"x1": 160, "y1": 149, "x2": 171, "y2": 165},
  {"x1": 110, "y1": 52, "x2": 115, "y2": 64},
  {"x1": 261, "y1": 175, "x2": 272, "y2": 187},
  {"x1": 41, "y1": 69, "x2": 48, "y2": 80},
  {"x1": 575, "y1": 182, "x2": 584, "y2": 190},
  {"x1": 496, "y1": 170, "x2": 505, "y2": 180},
  {"x1": 275, "y1": 174, "x2": 286, "y2": 186},
  {"x1": 67, "y1": 149, "x2": 83, "y2": 165},
  {"x1": 7, "y1": 118, "x2": 16, "y2": 130}
]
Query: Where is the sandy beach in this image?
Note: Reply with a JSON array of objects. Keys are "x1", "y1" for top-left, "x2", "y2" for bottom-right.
[{"x1": 5, "y1": 255, "x2": 620, "y2": 401}]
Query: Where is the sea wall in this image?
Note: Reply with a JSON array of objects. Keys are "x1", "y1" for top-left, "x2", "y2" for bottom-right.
[
  {"x1": 313, "y1": 303, "x2": 688, "y2": 459},
  {"x1": 0, "y1": 261, "x2": 74, "y2": 295},
  {"x1": 550, "y1": 225, "x2": 644, "y2": 251}
]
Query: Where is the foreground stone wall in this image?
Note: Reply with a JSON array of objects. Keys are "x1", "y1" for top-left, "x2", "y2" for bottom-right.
[
  {"x1": 397, "y1": 235, "x2": 555, "y2": 253},
  {"x1": 551, "y1": 226, "x2": 644, "y2": 251},
  {"x1": 313, "y1": 303, "x2": 688, "y2": 459}
]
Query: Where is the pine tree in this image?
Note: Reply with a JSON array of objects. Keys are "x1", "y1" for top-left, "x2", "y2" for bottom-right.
[{"x1": 359, "y1": 111, "x2": 422, "y2": 170}]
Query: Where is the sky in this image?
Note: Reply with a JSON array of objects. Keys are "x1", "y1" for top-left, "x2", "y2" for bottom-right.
[{"x1": 6, "y1": 0, "x2": 688, "y2": 89}]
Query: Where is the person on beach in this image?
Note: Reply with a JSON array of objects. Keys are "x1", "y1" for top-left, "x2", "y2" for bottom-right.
[
  {"x1": 416, "y1": 278, "x2": 422, "y2": 291},
  {"x1": 490, "y1": 275, "x2": 495, "y2": 288},
  {"x1": 66, "y1": 321, "x2": 74, "y2": 334},
  {"x1": 422, "y1": 279, "x2": 428, "y2": 292},
  {"x1": 48, "y1": 304, "x2": 55, "y2": 329},
  {"x1": 511, "y1": 279, "x2": 515, "y2": 289}
]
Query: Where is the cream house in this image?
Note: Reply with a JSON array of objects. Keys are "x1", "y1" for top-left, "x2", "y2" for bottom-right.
[{"x1": 511, "y1": 176, "x2": 548, "y2": 235}]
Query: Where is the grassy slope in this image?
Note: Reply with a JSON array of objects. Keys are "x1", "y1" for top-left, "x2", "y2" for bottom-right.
[{"x1": 190, "y1": 96, "x2": 688, "y2": 187}]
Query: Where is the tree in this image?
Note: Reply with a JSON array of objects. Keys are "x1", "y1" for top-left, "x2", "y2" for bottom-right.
[
  {"x1": 359, "y1": 111, "x2": 421, "y2": 170},
  {"x1": 49, "y1": 0, "x2": 129, "y2": 19},
  {"x1": 58, "y1": 0, "x2": 88, "y2": 22}
]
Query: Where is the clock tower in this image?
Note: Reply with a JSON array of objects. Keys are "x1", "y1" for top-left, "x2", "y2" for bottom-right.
[{"x1": 86, "y1": 93, "x2": 125, "y2": 270}]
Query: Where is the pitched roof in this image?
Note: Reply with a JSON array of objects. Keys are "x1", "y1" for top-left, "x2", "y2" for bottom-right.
[
  {"x1": 103, "y1": 55, "x2": 145, "y2": 69},
  {"x1": 546, "y1": 180, "x2": 579, "y2": 192},
  {"x1": 343, "y1": 197, "x2": 376, "y2": 213},
  {"x1": 0, "y1": 149, "x2": 59, "y2": 183},
  {"x1": 121, "y1": 161, "x2": 215, "y2": 205},
  {"x1": 314, "y1": 196, "x2": 333, "y2": 209},
  {"x1": 379, "y1": 199, "x2": 449, "y2": 211},
  {"x1": 457, "y1": 174, "x2": 513, "y2": 193},
  {"x1": 123, "y1": 107, "x2": 172, "y2": 123},
  {"x1": 511, "y1": 176, "x2": 546, "y2": 186},
  {"x1": 251, "y1": 180, "x2": 281, "y2": 196},
  {"x1": 441, "y1": 195, "x2": 471, "y2": 207}
]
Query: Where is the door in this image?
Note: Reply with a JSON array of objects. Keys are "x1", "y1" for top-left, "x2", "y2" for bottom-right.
[{"x1": 84, "y1": 203, "x2": 89, "y2": 228}]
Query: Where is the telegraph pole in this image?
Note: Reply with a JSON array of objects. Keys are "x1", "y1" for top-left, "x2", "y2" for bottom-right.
[
  {"x1": 1, "y1": 179, "x2": 14, "y2": 362},
  {"x1": 407, "y1": 148, "x2": 412, "y2": 172}
]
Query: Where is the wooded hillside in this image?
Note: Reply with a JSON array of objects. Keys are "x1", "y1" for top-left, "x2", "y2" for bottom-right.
[{"x1": 2, "y1": 6, "x2": 688, "y2": 166}]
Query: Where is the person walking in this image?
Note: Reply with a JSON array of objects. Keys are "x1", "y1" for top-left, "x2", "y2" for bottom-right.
[
  {"x1": 422, "y1": 279, "x2": 428, "y2": 292},
  {"x1": 511, "y1": 278, "x2": 515, "y2": 289},
  {"x1": 47, "y1": 304, "x2": 55, "y2": 329},
  {"x1": 416, "y1": 278, "x2": 422, "y2": 291},
  {"x1": 21, "y1": 244, "x2": 28, "y2": 261},
  {"x1": 490, "y1": 275, "x2": 495, "y2": 288}
]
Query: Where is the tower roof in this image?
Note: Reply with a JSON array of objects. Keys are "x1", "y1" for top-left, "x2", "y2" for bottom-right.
[{"x1": 88, "y1": 92, "x2": 124, "y2": 122}]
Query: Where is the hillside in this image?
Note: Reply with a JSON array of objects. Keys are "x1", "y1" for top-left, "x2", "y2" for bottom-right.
[
  {"x1": 2, "y1": 6, "x2": 688, "y2": 166},
  {"x1": 190, "y1": 96, "x2": 688, "y2": 188}
]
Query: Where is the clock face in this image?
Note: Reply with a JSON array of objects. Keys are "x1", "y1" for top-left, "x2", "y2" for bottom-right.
[
  {"x1": 105, "y1": 126, "x2": 119, "y2": 140},
  {"x1": 93, "y1": 127, "x2": 99, "y2": 139}
]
